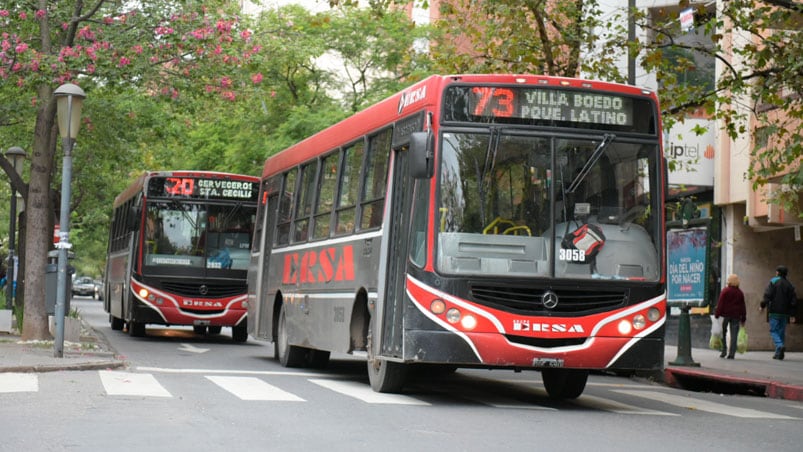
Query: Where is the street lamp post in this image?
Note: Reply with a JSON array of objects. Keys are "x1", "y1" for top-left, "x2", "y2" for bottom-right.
[
  {"x1": 53, "y1": 83, "x2": 86, "y2": 358},
  {"x1": 4, "y1": 146, "x2": 27, "y2": 311}
]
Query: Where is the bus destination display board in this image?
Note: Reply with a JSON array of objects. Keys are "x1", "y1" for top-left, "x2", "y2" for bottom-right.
[
  {"x1": 443, "y1": 85, "x2": 656, "y2": 133},
  {"x1": 147, "y1": 176, "x2": 259, "y2": 201}
]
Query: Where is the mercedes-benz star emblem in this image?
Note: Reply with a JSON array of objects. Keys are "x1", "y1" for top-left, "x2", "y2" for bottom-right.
[
  {"x1": 542, "y1": 290, "x2": 559, "y2": 309},
  {"x1": 199, "y1": 285, "x2": 209, "y2": 296}
]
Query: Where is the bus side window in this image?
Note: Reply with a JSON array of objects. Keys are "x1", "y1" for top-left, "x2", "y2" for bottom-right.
[
  {"x1": 313, "y1": 152, "x2": 339, "y2": 239},
  {"x1": 294, "y1": 162, "x2": 317, "y2": 243},
  {"x1": 360, "y1": 128, "x2": 392, "y2": 230},
  {"x1": 276, "y1": 168, "x2": 297, "y2": 246},
  {"x1": 335, "y1": 141, "x2": 363, "y2": 235}
]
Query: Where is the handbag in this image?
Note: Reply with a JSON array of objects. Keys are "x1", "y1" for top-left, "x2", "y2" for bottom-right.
[{"x1": 737, "y1": 328, "x2": 748, "y2": 354}]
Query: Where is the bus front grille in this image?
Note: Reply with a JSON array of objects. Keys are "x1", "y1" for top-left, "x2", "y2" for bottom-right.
[
  {"x1": 469, "y1": 284, "x2": 627, "y2": 315},
  {"x1": 159, "y1": 281, "x2": 247, "y2": 298}
]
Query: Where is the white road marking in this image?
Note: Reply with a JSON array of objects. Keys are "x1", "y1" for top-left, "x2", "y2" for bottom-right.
[
  {"x1": 206, "y1": 376, "x2": 304, "y2": 401},
  {"x1": 136, "y1": 366, "x2": 329, "y2": 377},
  {"x1": 576, "y1": 394, "x2": 678, "y2": 416},
  {"x1": 178, "y1": 343, "x2": 210, "y2": 354},
  {"x1": 99, "y1": 370, "x2": 172, "y2": 398},
  {"x1": 0, "y1": 373, "x2": 38, "y2": 393},
  {"x1": 308, "y1": 379, "x2": 430, "y2": 405},
  {"x1": 614, "y1": 389, "x2": 800, "y2": 419}
]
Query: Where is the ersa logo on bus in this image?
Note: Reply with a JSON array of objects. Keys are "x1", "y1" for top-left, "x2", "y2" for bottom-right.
[{"x1": 398, "y1": 86, "x2": 427, "y2": 114}]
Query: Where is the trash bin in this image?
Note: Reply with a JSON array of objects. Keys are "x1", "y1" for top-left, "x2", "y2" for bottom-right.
[{"x1": 45, "y1": 263, "x2": 74, "y2": 315}]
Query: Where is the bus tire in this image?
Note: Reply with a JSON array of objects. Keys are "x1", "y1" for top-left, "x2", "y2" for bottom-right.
[
  {"x1": 275, "y1": 305, "x2": 305, "y2": 367},
  {"x1": 366, "y1": 316, "x2": 407, "y2": 393},
  {"x1": 306, "y1": 349, "x2": 330, "y2": 369},
  {"x1": 541, "y1": 369, "x2": 588, "y2": 399},
  {"x1": 208, "y1": 326, "x2": 222, "y2": 335},
  {"x1": 232, "y1": 324, "x2": 248, "y2": 343},
  {"x1": 128, "y1": 321, "x2": 146, "y2": 338},
  {"x1": 110, "y1": 315, "x2": 124, "y2": 331}
]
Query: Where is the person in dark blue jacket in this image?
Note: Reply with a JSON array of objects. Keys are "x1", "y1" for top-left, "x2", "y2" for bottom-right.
[{"x1": 760, "y1": 265, "x2": 797, "y2": 360}]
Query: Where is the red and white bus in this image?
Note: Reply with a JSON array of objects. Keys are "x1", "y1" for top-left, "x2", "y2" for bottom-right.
[
  {"x1": 247, "y1": 74, "x2": 666, "y2": 398},
  {"x1": 104, "y1": 171, "x2": 259, "y2": 342}
]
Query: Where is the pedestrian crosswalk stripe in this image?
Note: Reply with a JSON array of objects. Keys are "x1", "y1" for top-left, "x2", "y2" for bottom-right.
[
  {"x1": 0, "y1": 373, "x2": 38, "y2": 393},
  {"x1": 308, "y1": 378, "x2": 430, "y2": 405},
  {"x1": 613, "y1": 389, "x2": 800, "y2": 419},
  {"x1": 99, "y1": 370, "x2": 172, "y2": 398},
  {"x1": 576, "y1": 395, "x2": 678, "y2": 416},
  {"x1": 206, "y1": 376, "x2": 304, "y2": 401}
]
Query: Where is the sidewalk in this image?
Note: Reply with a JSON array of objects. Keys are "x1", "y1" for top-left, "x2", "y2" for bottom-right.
[
  {"x1": 1, "y1": 321, "x2": 801, "y2": 401},
  {"x1": 0, "y1": 318, "x2": 126, "y2": 373}
]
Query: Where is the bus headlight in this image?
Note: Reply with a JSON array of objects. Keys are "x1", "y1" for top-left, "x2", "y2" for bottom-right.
[
  {"x1": 647, "y1": 307, "x2": 661, "y2": 322},
  {"x1": 138, "y1": 288, "x2": 149, "y2": 298},
  {"x1": 446, "y1": 308, "x2": 461, "y2": 324},
  {"x1": 617, "y1": 320, "x2": 632, "y2": 335},
  {"x1": 632, "y1": 314, "x2": 646, "y2": 330},
  {"x1": 460, "y1": 314, "x2": 477, "y2": 330}
]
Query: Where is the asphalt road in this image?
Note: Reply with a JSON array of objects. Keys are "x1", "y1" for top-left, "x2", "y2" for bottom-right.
[{"x1": 1, "y1": 298, "x2": 800, "y2": 452}]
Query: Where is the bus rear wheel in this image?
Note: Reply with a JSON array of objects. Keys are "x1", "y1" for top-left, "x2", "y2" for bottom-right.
[
  {"x1": 541, "y1": 369, "x2": 588, "y2": 399},
  {"x1": 275, "y1": 305, "x2": 305, "y2": 367}
]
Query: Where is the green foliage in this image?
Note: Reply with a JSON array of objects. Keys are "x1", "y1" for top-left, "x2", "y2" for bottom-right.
[{"x1": 637, "y1": 1, "x2": 803, "y2": 214}]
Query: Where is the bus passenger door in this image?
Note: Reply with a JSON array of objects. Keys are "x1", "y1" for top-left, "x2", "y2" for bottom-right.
[
  {"x1": 375, "y1": 145, "x2": 413, "y2": 359},
  {"x1": 254, "y1": 191, "x2": 280, "y2": 339}
]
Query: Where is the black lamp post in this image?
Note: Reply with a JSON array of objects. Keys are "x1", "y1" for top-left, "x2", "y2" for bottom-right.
[
  {"x1": 53, "y1": 83, "x2": 86, "y2": 357},
  {"x1": 4, "y1": 146, "x2": 26, "y2": 311}
]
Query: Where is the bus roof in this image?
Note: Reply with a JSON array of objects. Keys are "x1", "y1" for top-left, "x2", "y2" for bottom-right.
[
  {"x1": 113, "y1": 170, "x2": 259, "y2": 208},
  {"x1": 261, "y1": 74, "x2": 657, "y2": 179}
]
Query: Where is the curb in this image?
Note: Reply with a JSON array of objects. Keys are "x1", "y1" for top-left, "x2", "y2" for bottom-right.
[{"x1": 664, "y1": 367, "x2": 803, "y2": 402}]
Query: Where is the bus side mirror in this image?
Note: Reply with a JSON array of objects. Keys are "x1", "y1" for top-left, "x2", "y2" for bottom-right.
[{"x1": 410, "y1": 131, "x2": 434, "y2": 179}]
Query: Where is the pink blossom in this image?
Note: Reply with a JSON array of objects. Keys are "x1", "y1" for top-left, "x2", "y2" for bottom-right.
[
  {"x1": 118, "y1": 56, "x2": 130, "y2": 67},
  {"x1": 0, "y1": 11, "x2": 9, "y2": 18},
  {"x1": 251, "y1": 73, "x2": 263, "y2": 84},
  {"x1": 86, "y1": 64, "x2": 96, "y2": 74},
  {"x1": 240, "y1": 30, "x2": 252, "y2": 40},
  {"x1": 15, "y1": 43, "x2": 28, "y2": 53},
  {"x1": 221, "y1": 91, "x2": 236, "y2": 101},
  {"x1": 35, "y1": 10, "x2": 46, "y2": 19},
  {"x1": 77, "y1": 26, "x2": 95, "y2": 40},
  {"x1": 18, "y1": 12, "x2": 27, "y2": 20},
  {"x1": 132, "y1": 45, "x2": 143, "y2": 54},
  {"x1": 220, "y1": 76, "x2": 232, "y2": 88}
]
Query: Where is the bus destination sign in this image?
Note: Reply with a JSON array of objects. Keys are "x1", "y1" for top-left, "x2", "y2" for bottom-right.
[
  {"x1": 451, "y1": 86, "x2": 635, "y2": 127},
  {"x1": 148, "y1": 176, "x2": 258, "y2": 201}
]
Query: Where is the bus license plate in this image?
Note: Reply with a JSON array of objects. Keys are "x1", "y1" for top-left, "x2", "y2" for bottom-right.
[
  {"x1": 533, "y1": 358, "x2": 564, "y2": 368},
  {"x1": 193, "y1": 320, "x2": 211, "y2": 326}
]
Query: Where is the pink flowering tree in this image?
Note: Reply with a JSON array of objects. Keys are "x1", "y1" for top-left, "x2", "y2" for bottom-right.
[{"x1": 0, "y1": 1, "x2": 261, "y2": 340}]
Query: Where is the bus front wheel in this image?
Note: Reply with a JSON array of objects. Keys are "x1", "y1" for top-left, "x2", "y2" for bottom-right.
[
  {"x1": 366, "y1": 317, "x2": 408, "y2": 393},
  {"x1": 541, "y1": 369, "x2": 588, "y2": 399},
  {"x1": 232, "y1": 324, "x2": 248, "y2": 343},
  {"x1": 275, "y1": 305, "x2": 305, "y2": 367}
]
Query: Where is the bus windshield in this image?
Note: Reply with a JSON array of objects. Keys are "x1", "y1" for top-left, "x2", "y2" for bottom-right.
[
  {"x1": 438, "y1": 130, "x2": 661, "y2": 281},
  {"x1": 144, "y1": 201, "x2": 256, "y2": 270}
]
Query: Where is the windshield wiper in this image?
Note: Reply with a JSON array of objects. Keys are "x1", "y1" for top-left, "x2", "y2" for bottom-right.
[{"x1": 566, "y1": 134, "x2": 615, "y2": 194}]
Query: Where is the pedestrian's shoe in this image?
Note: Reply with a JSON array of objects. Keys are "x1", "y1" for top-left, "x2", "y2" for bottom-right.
[
  {"x1": 726, "y1": 355, "x2": 734, "y2": 359},
  {"x1": 720, "y1": 350, "x2": 726, "y2": 358},
  {"x1": 779, "y1": 346, "x2": 785, "y2": 360}
]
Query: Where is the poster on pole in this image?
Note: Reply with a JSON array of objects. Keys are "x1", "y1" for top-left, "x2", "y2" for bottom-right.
[{"x1": 667, "y1": 227, "x2": 708, "y2": 306}]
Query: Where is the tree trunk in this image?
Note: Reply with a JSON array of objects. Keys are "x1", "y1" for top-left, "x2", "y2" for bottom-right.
[{"x1": 20, "y1": 86, "x2": 57, "y2": 341}]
